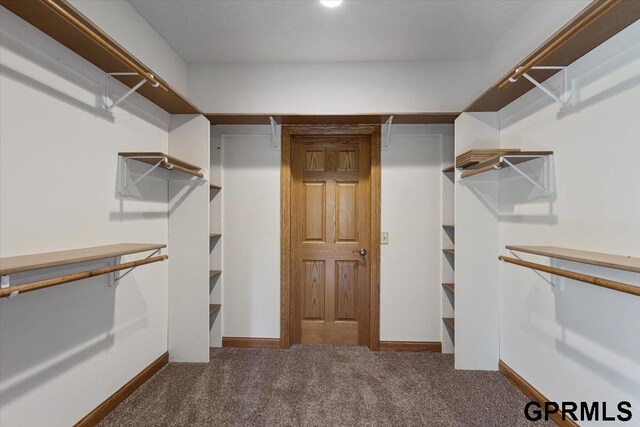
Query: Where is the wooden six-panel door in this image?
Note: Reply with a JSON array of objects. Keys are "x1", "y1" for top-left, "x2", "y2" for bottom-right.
[{"x1": 291, "y1": 135, "x2": 371, "y2": 346}]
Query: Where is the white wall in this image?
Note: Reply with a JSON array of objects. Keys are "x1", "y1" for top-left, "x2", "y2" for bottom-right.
[
  {"x1": 0, "y1": 8, "x2": 170, "y2": 427},
  {"x1": 188, "y1": 61, "x2": 483, "y2": 114},
  {"x1": 219, "y1": 125, "x2": 452, "y2": 343},
  {"x1": 497, "y1": 20, "x2": 640, "y2": 424},
  {"x1": 70, "y1": 0, "x2": 188, "y2": 95},
  {"x1": 219, "y1": 127, "x2": 281, "y2": 338},
  {"x1": 380, "y1": 127, "x2": 451, "y2": 342}
]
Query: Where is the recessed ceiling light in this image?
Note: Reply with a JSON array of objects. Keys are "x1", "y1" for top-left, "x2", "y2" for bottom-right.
[{"x1": 320, "y1": 0, "x2": 343, "y2": 8}]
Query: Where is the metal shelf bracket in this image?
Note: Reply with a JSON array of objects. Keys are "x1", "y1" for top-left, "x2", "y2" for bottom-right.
[
  {"x1": 500, "y1": 155, "x2": 551, "y2": 196},
  {"x1": 1, "y1": 275, "x2": 17, "y2": 298},
  {"x1": 270, "y1": 116, "x2": 281, "y2": 150},
  {"x1": 510, "y1": 66, "x2": 573, "y2": 108},
  {"x1": 120, "y1": 155, "x2": 168, "y2": 195},
  {"x1": 106, "y1": 72, "x2": 159, "y2": 112},
  {"x1": 382, "y1": 115, "x2": 394, "y2": 151},
  {"x1": 110, "y1": 249, "x2": 162, "y2": 287}
]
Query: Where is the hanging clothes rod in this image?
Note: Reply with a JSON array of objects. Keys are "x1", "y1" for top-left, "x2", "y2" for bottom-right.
[
  {"x1": 39, "y1": 0, "x2": 168, "y2": 93},
  {"x1": 499, "y1": 0, "x2": 620, "y2": 89},
  {"x1": 0, "y1": 255, "x2": 168, "y2": 299},
  {"x1": 498, "y1": 255, "x2": 640, "y2": 297},
  {"x1": 161, "y1": 161, "x2": 205, "y2": 178}
]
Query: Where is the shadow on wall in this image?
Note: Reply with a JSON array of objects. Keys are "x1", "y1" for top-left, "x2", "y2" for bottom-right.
[
  {"x1": 518, "y1": 261, "x2": 640, "y2": 397},
  {"x1": 0, "y1": 9, "x2": 169, "y2": 130},
  {"x1": 460, "y1": 157, "x2": 558, "y2": 224},
  {"x1": 499, "y1": 21, "x2": 640, "y2": 128},
  {"x1": 0, "y1": 259, "x2": 149, "y2": 406}
]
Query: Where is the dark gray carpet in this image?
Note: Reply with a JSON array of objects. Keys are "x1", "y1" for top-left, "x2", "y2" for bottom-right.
[{"x1": 99, "y1": 346, "x2": 548, "y2": 426}]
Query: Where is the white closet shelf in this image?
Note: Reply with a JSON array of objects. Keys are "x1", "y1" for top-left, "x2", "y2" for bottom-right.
[{"x1": 442, "y1": 283, "x2": 455, "y2": 293}]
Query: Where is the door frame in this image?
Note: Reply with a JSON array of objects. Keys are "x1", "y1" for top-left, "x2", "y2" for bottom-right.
[{"x1": 280, "y1": 124, "x2": 381, "y2": 350}]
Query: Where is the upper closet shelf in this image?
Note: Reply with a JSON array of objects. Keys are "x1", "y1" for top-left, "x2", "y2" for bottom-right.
[
  {"x1": 464, "y1": 0, "x2": 640, "y2": 112},
  {"x1": 0, "y1": 0, "x2": 202, "y2": 114},
  {"x1": 205, "y1": 113, "x2": 460, "y2": 125},
  {"x1": 0, "y1": 243, "x2": 167, "y2": 299}
]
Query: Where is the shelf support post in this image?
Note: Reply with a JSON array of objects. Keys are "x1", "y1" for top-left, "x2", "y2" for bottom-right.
[
  {"x1": 382, "y1": 115, "x2": 394, "y2": 151},
  {"x1": 106, "y1": 72, "x2": 160, "y2": 112},
  {"x1": 1, "y1": 275, "x2": 17, "y2": 298},
  {"x1": 269, "y1": 116, "x2": 281, "y2": 150}
]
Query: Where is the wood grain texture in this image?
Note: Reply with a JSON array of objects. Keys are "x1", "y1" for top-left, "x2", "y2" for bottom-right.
[
  {"x1": 73, "y1": 352, "x2": 168, "y2": 427},
  {"x1": 499, "y1": 360, "x2": 580, "y2": 427},
  {"x1": 465, "y1": 0, "x2": 640, "y2": 112},
  {"x1": 369, "y1": 127, "x2": 381, "y2": 351},
  {"x1": 280, "y1": 127, "x2": 292, "y2": 349},
  {"x1": 0, "y1": 0, "x2": 201, "y2": 114},
  {"x1": 506, "y1": 246, "x2": 640, "y2": 273},
  {"x1": 0, "y1": 243, "x2": 166, "y2": 275},
  {"x1": 379, "y1": 341, "x2": 442, "y2": 352},
  {"x1": 281, "y1": 125, "x2": 381, "y2": 350},
  {"x1": 222, "y1": 337, "x2": 282, "y2": 349},
  {"x1": 292, "y1": 136, "x2": 369, "y2": 346}
]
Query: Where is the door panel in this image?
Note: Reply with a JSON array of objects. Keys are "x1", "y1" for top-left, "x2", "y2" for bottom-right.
[{"x1": 292, "y1": 136, "x2": 371, "y2": 346}]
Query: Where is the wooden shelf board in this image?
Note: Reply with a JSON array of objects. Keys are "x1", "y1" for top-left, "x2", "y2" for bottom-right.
[
  {"x1": 205, "y1": 113, "x2": 460, "y2": 126},
  {"x1": 443, "y1": 317, "x2": 455, "y2": 329},
  {"x1": 209, "y1": 270, "x2": 222, "y2": 277},
  {"x1": 209, "y1": 303, "x2": 221, "y2": 314},
  {"x1": 442, "y1": 283, "x2": 455, "y2": 293},
  {"x1": 464, "y1": 1, "x2": 640, "y2": 112},
  {"x1": 209, "y1": 184, "x2": 222, "y2": 190},
  {"x1": 470, "y1": 151, "x2": 553, "y2": 171},
  {"x1": 0, "y1": 243, "x2": 166, "y2": 275},
  {"x1": 0, "y1": 0, "x2": 202, "y2": 114},
  {"x1": 119, "y1": 152, "x2": 201, "y2": 171},
  {"x1": 442, "y1": 225, "x2": 455, "y2": 229},
  {"x1": 209, "y1": 233, "x2": 222, "y2": 238},
  {"x1": 506, "y1": 246, "x2": 640, "y2": 274},
  {"x1": 443, "y1": 249, "x2": 455, "y2": 255}
]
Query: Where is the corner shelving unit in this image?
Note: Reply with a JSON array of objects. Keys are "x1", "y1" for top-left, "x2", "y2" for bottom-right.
[
  {"x1": 441, "y1": 136, "x2": 455, "y2": 354},
  {"x1": 209, "y1": 137, "x2": 223, "y2": 348}
]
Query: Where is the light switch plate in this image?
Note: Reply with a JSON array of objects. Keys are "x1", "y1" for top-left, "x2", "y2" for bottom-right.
[{"x1": 381, "y1": 231, "x2": 389, "y2": 244}]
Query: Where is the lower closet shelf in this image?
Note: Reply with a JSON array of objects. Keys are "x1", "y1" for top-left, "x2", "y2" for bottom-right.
[
  {"x1": 209, "y1": 270, "x2": 222, "y2": 277},
  {"x1": 209, "y1": 304, "x2": 222, "y2": 314}
]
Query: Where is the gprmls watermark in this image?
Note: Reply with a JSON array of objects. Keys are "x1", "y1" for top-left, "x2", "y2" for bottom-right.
[{"x1": 525, "y1": 401, "x2": 633, "y2": 422}]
